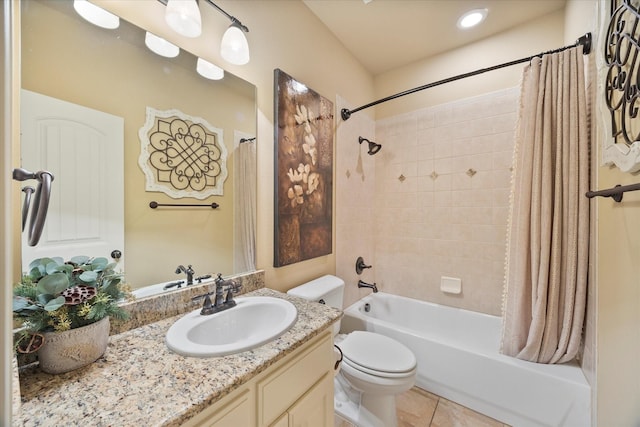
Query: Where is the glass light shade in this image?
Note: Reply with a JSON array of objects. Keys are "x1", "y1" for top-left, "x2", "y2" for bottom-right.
[
  {"x1": 165, "y1": 0, "x2": 202, "y2": 38},
  {"x1": 457, "y1": 9, "x2": 488, "y2": 29},
  {"x1": 145, "y1": 32, "x2": 180, "y2": 58},
  {"x1": 73, "y1": 0, "x2": 119, "y2": 29},
  {"x1": 220, "y1": 24, "x2": 250, "y2": 65},
  {"x1": 196, "y1": 58, "x2": 224, "y2": 80}
]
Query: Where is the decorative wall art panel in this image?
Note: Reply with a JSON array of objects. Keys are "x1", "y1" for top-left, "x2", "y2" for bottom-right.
[
  {"x1": 274, "y1": 69, "x2": 334, "y2": 267},
  {"x1": 599, "y1": 0, "x2": 640, "y2": 172},
  {"x1": 138, "y1": 107, "x2": 227, "y2": 199}
]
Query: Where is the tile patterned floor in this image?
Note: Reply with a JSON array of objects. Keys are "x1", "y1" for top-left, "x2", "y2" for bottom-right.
[{"x1": 335, "y1": 387, "x2": 511, "y2": 427}]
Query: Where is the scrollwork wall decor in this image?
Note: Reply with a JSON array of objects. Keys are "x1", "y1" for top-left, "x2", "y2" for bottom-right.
[
  {"x1": 138, "y1": 107, "x2": 227, "y2": 199},
  {"x1": 601, "y1": 0, "x2": 640, "y2": 172}
]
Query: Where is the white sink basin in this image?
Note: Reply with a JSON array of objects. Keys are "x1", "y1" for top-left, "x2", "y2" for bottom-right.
[{"x1": 166, "y1": 296, "x2": 298, "y2": 357}]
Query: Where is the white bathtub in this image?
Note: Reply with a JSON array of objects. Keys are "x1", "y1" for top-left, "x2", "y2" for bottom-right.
[{"x1": 340, "y1": 292, "x2": 590, "y2": 427}]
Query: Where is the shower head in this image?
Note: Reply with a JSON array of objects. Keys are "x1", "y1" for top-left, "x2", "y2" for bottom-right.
[{"x1": 359, "y1": 136, "x2": 382, "y2": 155}]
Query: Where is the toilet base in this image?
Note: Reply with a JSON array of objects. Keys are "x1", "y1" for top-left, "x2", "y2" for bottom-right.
[{"x1": 334, "y1": 376, "x2": 394, "y2": 427}]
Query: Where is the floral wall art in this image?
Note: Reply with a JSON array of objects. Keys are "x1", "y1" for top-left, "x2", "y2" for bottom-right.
[
  {"x1": 138, "y1": 107, "x2": 227, "y2": 199},
  {"x1": 274, "y1": 69, "x2": 334, "y2": 267}
]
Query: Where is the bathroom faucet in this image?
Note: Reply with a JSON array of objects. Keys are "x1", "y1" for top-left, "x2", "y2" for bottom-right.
[
  {"x1": 175, "y1": 264, "x2": 194, "y2": 286},
  {"x1": 192, "y1": 273, "x2": 243, "y2": 315},
  {"x1": 358, "y1": 280, "x2": 378, "y2": 293}
]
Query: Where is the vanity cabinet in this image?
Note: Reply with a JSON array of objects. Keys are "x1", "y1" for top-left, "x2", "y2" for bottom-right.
[{"x1": 183, "y1": 329, "x2": 334, "y2": 427}]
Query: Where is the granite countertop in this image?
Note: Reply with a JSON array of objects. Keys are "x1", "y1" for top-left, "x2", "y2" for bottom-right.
[{"x1": 14, "y1": 288, "x2": 341, "y2": 427}]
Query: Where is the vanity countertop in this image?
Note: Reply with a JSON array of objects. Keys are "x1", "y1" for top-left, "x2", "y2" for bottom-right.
[{"x1": 13, "y1": 288, "x2": 341, "y2": 427}]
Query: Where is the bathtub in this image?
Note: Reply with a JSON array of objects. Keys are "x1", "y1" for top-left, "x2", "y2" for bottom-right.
[{"x1": 340, "y1": 292, "x2": 590, "y2": 427}]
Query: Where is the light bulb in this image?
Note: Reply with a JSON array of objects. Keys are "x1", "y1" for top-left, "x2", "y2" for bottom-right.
[
  {"x1": 220, "y1": 24, "x2": 250, "y2": 65},
  {"x1": 145, "y1": 32, "x2": 180, "y2": 58},
  {"x1": 73, "y1": 0, "x2": 119, "y2": 29},
  {"x1": 197, "y1": 58, "x2": 224, "y2": 80},
  {"x1": 165, "y1": 0, "x2": 202, "y2": 38}
]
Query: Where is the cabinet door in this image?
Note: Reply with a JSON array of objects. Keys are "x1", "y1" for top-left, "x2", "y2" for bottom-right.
[
  {"x1": 270, "y1": 413, "x2": 289, "y2": 427},
  {"x1": 258, "y1": 332, "x2": 333, "y2": 426},
  {"x1": 287, "y1": 373, "x2": 334, "y2": 427},
  {"x1": 184, "y1": 388, "x2": 254, "y2": 427}
]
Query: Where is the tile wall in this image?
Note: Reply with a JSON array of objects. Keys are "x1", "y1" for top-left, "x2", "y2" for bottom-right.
[
  {"x1": 373, "y1": 87, "x2": 519, "y2": 315},
  {"x1": 335, "y1": 96, "x2": 377, "y2": 309}
]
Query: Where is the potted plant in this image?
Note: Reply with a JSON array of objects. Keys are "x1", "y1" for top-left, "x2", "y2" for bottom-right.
[{"x1": 13, "y1": 255, "x2": 130, "y2": 374}]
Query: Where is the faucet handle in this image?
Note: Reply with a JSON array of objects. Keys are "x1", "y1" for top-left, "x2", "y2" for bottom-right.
[
  {"x1": 224, "y1": 281, "x2": 242, "y2": 304},
  {"x1": 192, "y1": 292, "x2": 216, "y2": 315}
]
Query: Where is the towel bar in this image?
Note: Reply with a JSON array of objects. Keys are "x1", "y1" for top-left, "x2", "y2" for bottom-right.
[
  {"x1": 585, "y1": 183, "x2": 640, "y2": 202},
  {"x1": 149, "y1": 201, "x2": 219, "y2": 209}
]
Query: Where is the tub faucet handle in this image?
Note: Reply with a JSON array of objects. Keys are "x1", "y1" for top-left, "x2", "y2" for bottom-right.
[{"x1": 356, "y1": 256, "x2": 372, "y2": 275}]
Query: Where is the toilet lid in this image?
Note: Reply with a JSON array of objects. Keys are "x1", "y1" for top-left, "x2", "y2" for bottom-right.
[{"x1": 339, "y1": 331, "x2": 416, "y2": 374}]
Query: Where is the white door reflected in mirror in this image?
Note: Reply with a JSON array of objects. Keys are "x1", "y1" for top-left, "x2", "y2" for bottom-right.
[{"x1": 20, "y1": 89, "x2": 124, "y2": 269}]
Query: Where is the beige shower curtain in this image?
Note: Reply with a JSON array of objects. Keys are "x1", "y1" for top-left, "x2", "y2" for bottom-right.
[{"x1": 501, "y1": 47, "x2": 590, "y2": 364}]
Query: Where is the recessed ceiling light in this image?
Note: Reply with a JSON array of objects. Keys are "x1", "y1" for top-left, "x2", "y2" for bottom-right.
[{"x1": 457, "y1": 8, "x2": 488, "y2": 29}]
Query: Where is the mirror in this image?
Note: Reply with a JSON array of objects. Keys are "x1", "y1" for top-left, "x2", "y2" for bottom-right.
[{"x1": 19, "y1": 0, "x2": 257, "y2": 291}]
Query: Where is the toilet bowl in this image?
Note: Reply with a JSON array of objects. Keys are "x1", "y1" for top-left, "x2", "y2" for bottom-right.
[
  {"x1": 335, "y1": 331, "x2": 416, "y2": 427},
  {"x1": 287, "y1": 275, "x2": 417, "y2": 427}
]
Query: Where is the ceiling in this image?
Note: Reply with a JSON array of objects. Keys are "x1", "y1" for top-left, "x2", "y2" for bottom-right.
[{"x1": 302, "y1": 0, "x2": 567, "y2": 76}]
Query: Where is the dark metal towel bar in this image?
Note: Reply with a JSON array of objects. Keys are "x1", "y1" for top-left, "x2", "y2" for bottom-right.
[
  {"x1": 149, "y1": 201, "x2": 220, "y2": 209},
  {"x1": 585, "y1": 183, "x2": 640, "y2": 202}
]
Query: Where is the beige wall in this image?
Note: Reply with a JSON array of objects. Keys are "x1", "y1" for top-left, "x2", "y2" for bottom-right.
[{"x1": 567, "y1": 0, "x2": 640, "y2": 424}]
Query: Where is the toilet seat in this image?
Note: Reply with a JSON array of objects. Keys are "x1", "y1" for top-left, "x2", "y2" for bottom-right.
[{"x1": 339, "y1": 331, "x2": 416, "y2": 378}]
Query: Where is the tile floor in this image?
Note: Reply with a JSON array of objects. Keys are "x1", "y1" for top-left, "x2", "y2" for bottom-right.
[{"x1": 335, "y1": 387, "x2": 511, "y2": 427}]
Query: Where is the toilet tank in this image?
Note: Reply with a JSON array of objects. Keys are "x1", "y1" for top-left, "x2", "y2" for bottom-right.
[
  {"x1": 287, "y1": 275, "x2": 345, "y2": 309},
  {"x1": 287, "y1": 275, "x2": 345, "y2": 335}
]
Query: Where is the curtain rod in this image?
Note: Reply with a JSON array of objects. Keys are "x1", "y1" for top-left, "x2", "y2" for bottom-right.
[{"x1": 341, "y1": 32, "x2": 592, "y2": 121}]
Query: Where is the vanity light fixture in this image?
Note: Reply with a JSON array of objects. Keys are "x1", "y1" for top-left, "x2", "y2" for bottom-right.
[
  {"x1": 73, "y1": 0, "x2": 120, "y2": 29},
  {"x1": 145, "y1": 32, "x2": 180, "y2": 58},
  {"x1": 160, "y1": 0, "x2": 251, "y2": 65},
  {"x1": 457, "y1": 8, "x2": 488, "y2": 29},
  {"x1": 165, "y1": 0, "x2": 202, "y2": 38},
  {"x1": 197, "y1": 57, "x2": 224, "y2": 80},
  {"x1": 205, "y1": 0, "x2": 250, "y2": 65}
]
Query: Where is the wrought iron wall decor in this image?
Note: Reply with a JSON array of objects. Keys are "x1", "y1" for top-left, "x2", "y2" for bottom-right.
[
  {"x1": 601, "y1": 0, "x2": 640, "y2": 172},
  {"x1": 273, "y1": 69, "x2": 334, "y2": 267},
  {"x1": 138, "y1": 107, "x2": 228, "y2": 199}
]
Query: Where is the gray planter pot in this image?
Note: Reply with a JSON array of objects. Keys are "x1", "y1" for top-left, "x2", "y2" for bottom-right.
[{"x1": 38, "y1": 316, "x2": 110, "y2": 374}]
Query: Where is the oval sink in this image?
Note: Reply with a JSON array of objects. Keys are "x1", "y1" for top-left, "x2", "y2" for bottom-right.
[{"x1": 166, "y1": 296, "x2": 298, "y2": 357}]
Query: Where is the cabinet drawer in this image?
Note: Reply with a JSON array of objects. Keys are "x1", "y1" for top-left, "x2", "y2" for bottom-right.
[{"x1": 258, "y1": 331, "x2": 332, "y2": 426}]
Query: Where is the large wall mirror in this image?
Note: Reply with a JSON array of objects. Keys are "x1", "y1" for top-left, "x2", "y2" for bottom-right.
[{"x1": 19, "y1": 0, "x2": 257, "y2": 292}]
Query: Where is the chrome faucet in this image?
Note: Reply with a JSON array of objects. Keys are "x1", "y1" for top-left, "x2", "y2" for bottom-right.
[
  {"x1": 175, "y1": 264, "x2": 194, "y2": 286},
  {"x1": 192, "y1": 273, "x2": 243, "y2": 315},
  {"x1": 357, "y1": 280, "x2": 378, "y2": 293}
]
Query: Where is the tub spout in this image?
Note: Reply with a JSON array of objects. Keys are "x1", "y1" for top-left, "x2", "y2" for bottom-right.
[{"x1": 357, "y1": 280, "x2": 378, "y2": 293}]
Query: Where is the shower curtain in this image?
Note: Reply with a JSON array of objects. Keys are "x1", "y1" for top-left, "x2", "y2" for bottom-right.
[
  {"x1": 234, "y1": 140, "x2": 257, "y2": 272},
  {"x1": 501, "y1": 46, "x2": 590, "y2": 364}
]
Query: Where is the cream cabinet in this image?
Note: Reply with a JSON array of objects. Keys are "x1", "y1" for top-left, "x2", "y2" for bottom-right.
[{"x1": 183, "y1": 329, "x2": 334, "y2": 427}]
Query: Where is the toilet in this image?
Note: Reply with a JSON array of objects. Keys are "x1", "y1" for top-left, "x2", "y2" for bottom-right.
[{"x1": 288, "y1": 275, "x2": 417, "y2": 427}]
